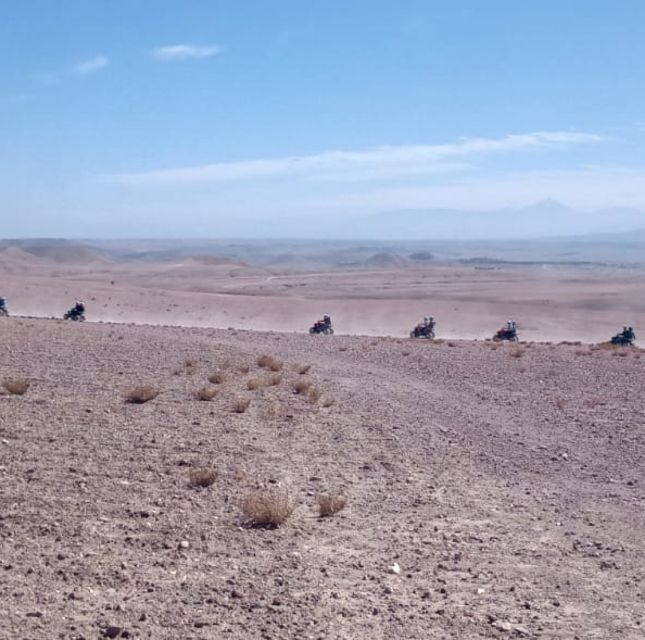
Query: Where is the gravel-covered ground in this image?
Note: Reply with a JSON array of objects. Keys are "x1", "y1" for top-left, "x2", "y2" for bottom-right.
[{"x1": 1, "y1": 317, "x2": 644, "y2": 639}]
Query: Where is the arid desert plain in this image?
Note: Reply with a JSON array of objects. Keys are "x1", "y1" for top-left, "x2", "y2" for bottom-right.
[{"x1": 1, "y1": 238, "x2": 644, "y2": 639}]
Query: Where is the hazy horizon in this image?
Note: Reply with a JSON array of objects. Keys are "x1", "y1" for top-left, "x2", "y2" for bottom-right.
[{"x1": 2, "y1": 2, "x2": 645, "y2": 237}]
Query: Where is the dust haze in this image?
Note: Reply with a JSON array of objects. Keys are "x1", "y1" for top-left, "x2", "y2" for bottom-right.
[{"x1": 1, "y1": 234, "x2": 644, "y2": 344}]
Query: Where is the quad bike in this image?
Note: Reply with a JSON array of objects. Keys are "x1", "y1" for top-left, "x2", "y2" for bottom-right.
[
  {"x1": 493, "y1": 327, "x2": 519, "y2": 342},
  {"x1": 610, "y1": 327, "x2": 635, "y2": 346},
  {"x1": 410, "y1": 323, "x2": 435, "y2": 339},
  {"x1": 309, "y1": 317, "x2": 334, "y2": 335},
  {"x1": 64, "y1": 306, "x2": 86, "y2": 322}
]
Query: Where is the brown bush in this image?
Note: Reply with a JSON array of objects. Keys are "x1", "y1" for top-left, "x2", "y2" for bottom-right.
[
  {"x1": 267, "y1": 374, "x2": 282, "y2": 386},
  {"x1": 2, "y1": 378, "x2": 30, "y2": 396},
  {"x1": 307, "y1": 386, "x2": 322, "y2": 404},
  {"x1": 297, "y1": 364, "x2": 311, "y2": 375},
  {"x1": 188, "y1": 468, "x2": 217, "y2": 488},
  {"x1": 241, "y1": 488, "x2": 296, "y2": 527},
  {"x1": 318, "y1": 493, "x2": 346, "y2": 517},
  {"x1": 194, "y1": 386, "x2": 217, "y2": 401},
  {"x1": 208, "y1": 371, "x2": 226, "y2": 384},
  {"x1": 232, "y1": 398, "x2": 251, "y2": 413},
  {"x1": 257, "y1": 355, "x2": 283, "y2": 371},
  {"x1": 125, "y1": 385, "x2": 159, "y2": 404},
  {"x1": 293, "y1": 380, "x2": 312, "y2": 395},
  {"x1": 246, "y1": 378, "x2": 263, "y2": 391}
]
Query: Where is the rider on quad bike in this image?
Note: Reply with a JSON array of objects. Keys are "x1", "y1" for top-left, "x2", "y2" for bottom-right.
[
  {"x1": 0, "y1": 296, "x2": 8, "y2": 317},
  {"x1": 493, "y1": 319, "x2": 518, "y2": 342},
  {"x1": 64, "y1": 299, "x2": 86, "y2": 322},
  {"x1": 410, "y1": 315, "x2": 436, "y2": 339},
  {"x1": 309, "y1": 314, "x2": 334, "y2": 335},
  {"x1": 610, "y1": 326, "x2": 636, "y2": 346}
]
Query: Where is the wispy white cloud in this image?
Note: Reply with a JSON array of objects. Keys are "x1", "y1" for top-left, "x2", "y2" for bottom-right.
[
  {"x1": 101, "y1": 131, "x2": 604, "y2": 187},
  {"x1": 73, "y1": 55, "x2": 110, "y2": 76},
  {"x1": 152, "y1": 44, "x2": 221, "y2": 61},
  {"x1": 34, "y1": 54, "x2": 110, "y2": 85}
]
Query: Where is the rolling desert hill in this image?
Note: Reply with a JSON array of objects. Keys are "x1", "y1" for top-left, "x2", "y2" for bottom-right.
[{"x1": 1, "y1": 316, "x2": 643, "y2": 638}]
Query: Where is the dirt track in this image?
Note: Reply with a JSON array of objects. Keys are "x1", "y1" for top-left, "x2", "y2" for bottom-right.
[{"x1": 1, "y1": 317, "x2": 644, "y2": 639}]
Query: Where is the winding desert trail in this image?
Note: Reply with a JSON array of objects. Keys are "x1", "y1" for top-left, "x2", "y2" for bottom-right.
[{"x1": 1, "y1": 316, "x2": 644, "y2": 639}]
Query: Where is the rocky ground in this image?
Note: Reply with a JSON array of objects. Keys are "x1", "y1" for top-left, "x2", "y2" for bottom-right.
[{"x1": 1, "y1": 317, "x2": 644, "y2": 639}]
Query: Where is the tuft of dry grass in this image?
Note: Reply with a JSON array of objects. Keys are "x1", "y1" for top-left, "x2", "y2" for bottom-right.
[
  {"x1": 2, "y1": 378, "x2": 30, "y2": 395},
  {"x1": 208, "y1": 371, "x2": 227, "y2": 384},
  {"x1": 239, "y1": 364, "x2": 250, "y2": 374},
  {"x1": 321, "y1": 396, "x2": 335, "y2": 408},
  {"x1": 232, "y1": 397, "x2": 251, "y2": 413},
  {"x1": 125, "y1": 385, "x2": 159, "y2": 404},
  {"x1": 188, "y1": 468, "x2": 217, "y2": 488},
  {"x1": 509, "y1": 348, "x2": 525, "y2": 358},
  {"x1": 246, "y1": 378, "x2": 263, "y2": 391},
  {"x1": 267, "y1": 374, "x2": 282, "y2": 386},
  {"x1": 194, "y1": 386, "x2": 218, "y2": 401},
  {"x1": 307, "y1": 386, "x2": 322, "y2": 404},
  {"x1": 257, "y1": 355, "x2": 283, "y2": 371},
  {"x1": 318, "y1": 493, "x2": 347, "y2": 517},
  {"x1": 297, "y1": 364, "x2": 311, "y2": 375},
  {"x1": 241, "y1": 488, "x2": 296, "y2": 527},
  {"x1": 293, "y1": 380, "x2": 312, "y2": 395}
]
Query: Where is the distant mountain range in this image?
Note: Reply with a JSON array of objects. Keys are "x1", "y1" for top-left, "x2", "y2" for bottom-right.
[{"x1": 360, "y1": 200, "x2": 645, "y2": 240}]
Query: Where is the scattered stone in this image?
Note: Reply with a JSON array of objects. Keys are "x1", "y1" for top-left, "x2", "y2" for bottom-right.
[
  {"x1": 389, "y1": 563, "x2": 401, "y2": 575},
  {"x1": 178, "y1": 540, "x2": 189, "y2": 550},
  {"x1": 102, "y1": 626, "x2": 122, "y2": 639}
]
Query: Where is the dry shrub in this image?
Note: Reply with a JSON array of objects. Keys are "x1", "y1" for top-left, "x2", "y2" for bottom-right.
[
  {"x1": 617, "y1": 350, "x2": 629, "y2": 358},
  {"x1": 2, "y1": 378, "x2": 30, "y2": 395},
  {"x1": 194, "y1": 386, "x2": 217, "y2": 401},
  {"x1": 307, "y1": 386, "x2": 322, "y2": 404},
  {"x1": 267, "y1": 374, "x2": 282, "y2": 386},
  {"x1": 125, "y1": 385, "x2": 159, "y2": 404},
  {"x1": 433, "y1": 339, "x2": 445, "y2": 345},
  {"x1": 239, "y1": 364, "x2": 250, "y2": 374},
  {"x1": 297, "y1": 364, "x2": 311, "y2": 375},
  {"x1": 510, "y1": 348, "x2": 524, "y2": 358},
  {"x1": 241, "y1": 488, "x2": 296, "y2": 527},
  {"x1": 185, "y1": 358, "x2": 196, "y2": 368},
  {"x1": 233, "y1": 397, "x2": 251, "y2": 413},
  {"x1": 318, "y1": 493, "x2": 346, "y2": 518},
  {"x1": 322, "y1": 396, "x2": 336, "y2": 408},
  {"x1": 257, "y1": 355, "x2": 283, "y2": 371},
  {"x1": 188, "y1": 468, "x2": 217, "y2": 488},
  {"x1": 293, "y1": 380, "x2": 312, "y2": 395},
  {"x1": 247, "y1": 378, "x2": 263, "y2": 391},
  {"x1": 447, "y1": 341, "x2": 458, "y2": 348},
  {"x1": 555, "y1": 398, "x2": 567, "y2": 410},
  {"x1": 208, "y1": 371, "x2": 227, "y2": 384},
  {"x1": 575, "y1": 349, "x2": 591, "y2": 356}
]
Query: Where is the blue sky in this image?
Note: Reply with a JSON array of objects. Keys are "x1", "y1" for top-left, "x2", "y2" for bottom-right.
[{"x1": 1, "y1": 1, "x2": 645, "y2": 236}]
